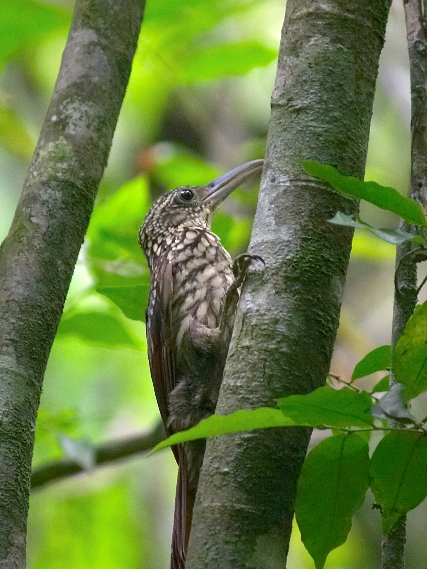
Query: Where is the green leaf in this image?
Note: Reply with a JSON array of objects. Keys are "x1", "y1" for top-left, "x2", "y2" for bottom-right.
[
  {"x1": 0, "y1": 104, "x2": 35, "y2": 157},
  {"x1": 91, "y1": 258, "x2": 150, "y2": 321},
  {"x1": 58, "y1": 435, "x2": 95, "y2": 471},
  {"x1": 370, "y1": 430, "x2": 427, "y2": 534},
  {"x1": 352, "y1": 345, "x2": 391, "y2": 380},
  {"x1": 152, "y1": 149, "x2": 220, "y2": 188},
  {"x1": 296, "y1": 434, "x2": 370, "y2": 569},
  {"x1": 154, "y1": 388, "x2": 374, "y2": 453},
  {"x1": 371, "y1": 375, "x2": 390, "y2": 394},
  {"x1": 36, "y1": 409, "x2": 79, "y2": 436},
  {"x1": 0, "y1": 0, "x2": 69, "y2": 72},
  {"x1": 329, "y1": 213, "x2": 422, "y2": 245},
  {"x1": 393, "y1": 301, "x2": 427, "y2": 400},
  {"x1": 97, "y1": 283, "x2": 149, "y2": 322},
  {"x1": 370, "y1": 227, "x2": 424, "y2": 246},
  {"x1": 57, "y1": 310, "x2": 142, "y2": 349},
  {"x1": 303, "y1": 161, "x2": 427, "y2": 227},
  {"x1": 181, "y1": 41, "x2": 277, "y2": 83},
  {"x1": 152, "y1": 408, "x2": 295, "y2": 452},
  {"x1": 278, "y1": 386, "x2": 374, "y2": 429},
  {"x1": 87, "y1": 177, "x2": 151, "y2": 318},
  {"x1": 87, "y1": 176, "x2": 150, "y2": 263},
  {"x1": 328, "y1": 212, "x2": 366, "y2": 228}
]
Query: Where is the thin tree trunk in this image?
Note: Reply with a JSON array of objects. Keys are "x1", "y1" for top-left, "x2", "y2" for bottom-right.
[
  {"x1": 0, "y1": 0, "x2": 145, "y2": 565},
  {"x1": 381, "y1": 1, "x2": 427, "y2": 567},
  {"x1": 186, "y1": 1, "x2": 392, "y2": 568}
]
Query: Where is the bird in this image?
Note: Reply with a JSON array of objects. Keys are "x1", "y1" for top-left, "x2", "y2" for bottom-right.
[{"x1": 139, "y1": 159, "x2": 263, "y2": 569}]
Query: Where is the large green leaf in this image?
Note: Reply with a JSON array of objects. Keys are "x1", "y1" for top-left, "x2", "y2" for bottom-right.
[
  {"x1": 303, "y1": 161, "x2": 427, "y2": 227},
  {"x1": 370, "y1": 430, "x2": 427, "y2": 534},
  {"x1": 97, "y1": 282, "x2": 149, "y2": 322},
  {"x1": 87, "y1": 176, "x2": 150, "y2": 262},
  {"x1": 296, "y1": 434, "x2": 370, "y2": 569},
  {"x1": 182, "y1": 41, "x2": 277, "y2": 83},
  {"x1": 153, "y1": 386, "x2": 373, "y2": 453},
  {"x1": 87, "y1": 177, "x2": 151, "y2": 319},
  {"x1": 57, "y1": 310, "x2": 143, "y2": 349},
  {"x1": 92, "y1": 259, "x2": 149, "y2": 321},
  {"x1": 351, "y1": 345, "x2": 391, "y2": 380},
  {"x1": 278, "y1": 386, "x2": 374, "y2": 429},
  {"x1": 393, "y1": 301, "x2": 427, "y2": 400},
  {"x1": 152, "y1": 407, "x2": 295, "y2": 452}
]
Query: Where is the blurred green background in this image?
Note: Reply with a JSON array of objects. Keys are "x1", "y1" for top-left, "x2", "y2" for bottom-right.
[{"x1": 1, "y1": 0, "x2": 425, "y2": 567}]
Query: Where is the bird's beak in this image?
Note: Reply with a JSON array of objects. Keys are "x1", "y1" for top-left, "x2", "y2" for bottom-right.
[{"x1": 200, "y1": 159, "x2": 263, "y2": 210}]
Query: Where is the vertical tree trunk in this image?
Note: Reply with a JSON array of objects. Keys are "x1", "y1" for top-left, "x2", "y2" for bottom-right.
[
  {"x1": 381, "y1": 1, "x2": 427, "y2": 567},
  {"x1": 186, "y1": 1, "x2": 392, "y2": 568},
  {"x1": 0, "y1": 0, "x2": 145, "y2": 565}
]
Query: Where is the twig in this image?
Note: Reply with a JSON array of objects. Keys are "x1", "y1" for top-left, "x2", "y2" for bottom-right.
[{"x1": 31, "y1": 422, "x2": 165, "y2": 490}]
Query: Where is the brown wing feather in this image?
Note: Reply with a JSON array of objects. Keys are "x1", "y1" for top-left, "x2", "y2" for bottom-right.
[{"x1": 146, "y1": 262, "x2": 179, "y2": 459}]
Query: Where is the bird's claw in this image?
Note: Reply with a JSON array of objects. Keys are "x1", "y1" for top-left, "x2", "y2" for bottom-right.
[{"x1": 232, "y1": 253, "x2": 265, "y2": 287}]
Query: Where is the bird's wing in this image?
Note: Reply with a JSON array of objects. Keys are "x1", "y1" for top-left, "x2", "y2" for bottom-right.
[{"x1": 146, "y1": 261, "x2": 176, "y2": 437}]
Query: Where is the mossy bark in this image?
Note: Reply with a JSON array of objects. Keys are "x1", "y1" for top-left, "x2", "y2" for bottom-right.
[{"x1": 0, "y1": 0, "x2": 145, "y2": 565}]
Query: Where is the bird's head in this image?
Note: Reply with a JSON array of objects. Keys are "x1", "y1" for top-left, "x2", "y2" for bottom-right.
[{"x1": 139, "y1": 159, "x2": 263, "y2": 255}]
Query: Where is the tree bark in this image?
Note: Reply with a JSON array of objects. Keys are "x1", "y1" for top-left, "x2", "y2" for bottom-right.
[
  {"x1": 186, "y1": 1, "x2": 392, "y2": 568},
  {"x1": 0, "y1": 0, "x2": 145, "y2": 565}
]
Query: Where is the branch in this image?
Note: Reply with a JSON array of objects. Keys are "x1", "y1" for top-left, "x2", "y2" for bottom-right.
[
  {"x1": 31, "y1": 422, "x2": 165, "y2": 490},
  {"x1": 382, "y1": 1, "x2": 427, "y2": 567},
  {"x1": 0, "y1": 0, "x2": 145, "y2": 564}
]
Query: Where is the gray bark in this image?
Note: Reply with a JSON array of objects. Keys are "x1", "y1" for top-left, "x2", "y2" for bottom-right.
[
  {"x1": 186, "y1": 1, "x2": 392, "y2": 568},
  {"x1": 0, "y1": 0, "x2": 145, "y2": 565}
]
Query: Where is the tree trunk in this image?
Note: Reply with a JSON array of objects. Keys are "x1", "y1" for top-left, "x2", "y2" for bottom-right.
[
  {"x1": 186, "y1": 1, "x2": 392, "y2": 568},
  {"x1": 0, "y1": 0, "x2": 145, "y2": 565}
]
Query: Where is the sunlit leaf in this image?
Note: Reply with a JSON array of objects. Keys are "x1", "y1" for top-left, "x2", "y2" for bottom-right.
[
  {"x1": 151, "y1": 147, "x2": 220, "y2": 188},
  {"x1": 87, "y1": 176, "x2": 150, "y2": 262},
  {"x1": 152, "y1": 407, "x2": 295, "y2": 452},
  {"x1": 370, "y1": 430, "x2": 427, "y2": 534},
  {"x1": 352, "y1": 345, "x2": 391, "y2": 380},
  {"x1": 182, "y1": 41, "x2": 277, "y2": 83},
  {"x1": 303, "y1": 161, "x2": 427, "y2": 227},
  {"x1": 393, "y1": 301, "x2": 427, "y2": 400},
  {"x1": 0, "y1": 0, "x2": 70, "y2": 72},
  {"x1": 296, "y1": 434, "x2": 370, "y2": 569},
  {"x1": 91, "y1": 258, "x2": 149, "y2": 321},
  {"x1": 0, "y1": 104, "x2": 35, "y2": 157},
  {"x1": 97, "y1": 284, "x2": 149, "y2": 322},
  {"x1": 278, "y1": 386, "x2": 374, "y2": 429},
  {"x1": 29, "y1": 483, "x2": 142, "y2": 567},
  {"x1": 57, "y1": 311, "x2": 142, "y2": 349}
]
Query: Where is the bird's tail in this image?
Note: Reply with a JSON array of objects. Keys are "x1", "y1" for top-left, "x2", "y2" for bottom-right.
[{"x1": 171, "y1": 463, "x2": 194, "y2": 569}]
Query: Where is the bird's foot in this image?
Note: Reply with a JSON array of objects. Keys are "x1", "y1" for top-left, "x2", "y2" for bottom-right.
[
  {"x1": 232, "y1": 253, "x2": 264, "y2": 288},
  {"x1": 221, "y1": 254, "x2": 264, "y2": 332}
]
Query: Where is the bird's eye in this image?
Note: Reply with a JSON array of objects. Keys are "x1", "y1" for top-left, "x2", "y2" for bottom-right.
[{"x1": 178, "y1": 188, "x2": 194, "y2": 202}]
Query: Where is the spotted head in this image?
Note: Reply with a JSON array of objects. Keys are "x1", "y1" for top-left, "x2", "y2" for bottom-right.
[{"x1": 139, "y1": 159, "x2": 263, "y2": 260}]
